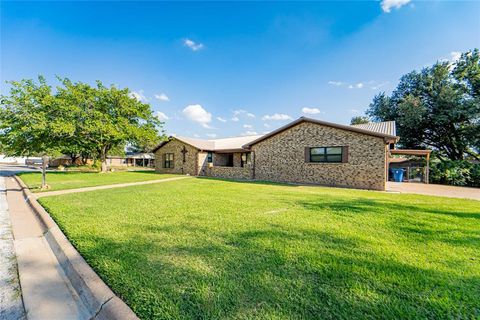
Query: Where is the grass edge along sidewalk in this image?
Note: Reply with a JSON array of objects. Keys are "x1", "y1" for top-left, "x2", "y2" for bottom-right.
[
  {"x1": 13, "y1": 175, "x2": 139, "y2": 320},
  {"x1": 17, "y1": 171, "x2": 180, "y2": 193}
]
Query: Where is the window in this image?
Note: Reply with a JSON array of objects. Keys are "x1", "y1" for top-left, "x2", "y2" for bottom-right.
[
  {"x1": 309, "y1": 147, "x2": 343, "y2": 163},
  {"x1": 241, "y1": 152, "x2": 251, "y2": 167},
  {"x1": 164, "y1": 153, "x2": 174, "y2": 168},
  {"x1": 207, "y1": 152, "x2": 213, "y2": 163}
]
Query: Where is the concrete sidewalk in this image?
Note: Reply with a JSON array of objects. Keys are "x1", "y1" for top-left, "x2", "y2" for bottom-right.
[
  {"x1": 36, "y1": 175, "x2": 191, "y2": 198},
  {"x1": 5, "y1": 176, "x2": 90, "y2": 319},
  {"x1": 0, "y1": 176, "x2": 25, "y2": 320}
]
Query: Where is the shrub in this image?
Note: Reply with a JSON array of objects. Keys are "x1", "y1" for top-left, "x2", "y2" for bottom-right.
[
  {"x1": 429, "y1": 159, "x2": 480, "y2": 187},
  {"x1": 92, "y1": 160, "x2": 102, "y2": 170}
]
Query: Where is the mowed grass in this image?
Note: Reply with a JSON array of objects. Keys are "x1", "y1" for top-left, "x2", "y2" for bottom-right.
[
  {"x1": 18, "y1": 171, "x2": 179, "y2": 192},
  {"x1": 39, "y1": 178, "x2": 480, "y2": 319}
]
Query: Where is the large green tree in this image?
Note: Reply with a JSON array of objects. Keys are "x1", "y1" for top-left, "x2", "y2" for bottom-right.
[
  {"x1": 55, "y1": 78, "x2": 164, "y2": 172},
  {"x1": 350, "y1": 116, "x2": 370, "y2": 125},
  {"x1": 0, "y1": 76, "x2": 70, "y2": 187},
  {"x1": 1, "y1": 76, "x2": 165, "y2": 182},
  {"x1": 364, "y1": 49, "x2": 480, "y2": 161}
]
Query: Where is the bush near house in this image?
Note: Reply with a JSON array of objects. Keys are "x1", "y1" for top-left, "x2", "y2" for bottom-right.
[{"x1": 429, "y1": 159, "x2": 480, "y2": 187}]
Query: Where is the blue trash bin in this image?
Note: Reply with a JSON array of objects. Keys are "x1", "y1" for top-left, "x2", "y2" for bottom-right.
[{"x1": 391, "y1": 169, "x2": 404, "y2": 182}]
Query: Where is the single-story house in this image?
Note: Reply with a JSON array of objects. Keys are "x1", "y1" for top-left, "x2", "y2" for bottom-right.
[
  {"x1": 153, "y1": 117, "x2": 400, "y2": 190},
  {"x1": 107, "y1": 153, "x2": 155, "y2": 167}
]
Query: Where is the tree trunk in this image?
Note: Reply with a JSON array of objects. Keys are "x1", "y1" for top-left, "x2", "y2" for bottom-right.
[
  {"x1": 81, "y1": 153, "x2": 89, "y2": 165},
  {"x1": 100, "y1": 146, "x2": 108, "y2": 173},
  {"x1": 41, "y1": 155, "x2": 49, "y2": 189},
  {"x1": 70, "y1": 153, "x2": 79, "y2": 165}
]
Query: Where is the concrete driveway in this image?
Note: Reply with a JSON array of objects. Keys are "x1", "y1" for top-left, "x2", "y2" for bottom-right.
[
  {"x1": 0, "y1": 164, "x2": 39, "y2": 176},
  {"x1": 387, "y1": 182, "x2": 480, "y2": 201}
]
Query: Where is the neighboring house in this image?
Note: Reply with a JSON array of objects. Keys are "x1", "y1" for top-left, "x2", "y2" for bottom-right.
[
  {"x1": 153, "y1": 117, "x2": 400, "y2": 190},
  {"x1": 107, "y1": 153, "x2": 154, "y2": 168}
]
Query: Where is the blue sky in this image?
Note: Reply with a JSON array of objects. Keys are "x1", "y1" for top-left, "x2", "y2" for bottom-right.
[{"x1": 1, "y1": 1, "x2": 479, "y2": 138}]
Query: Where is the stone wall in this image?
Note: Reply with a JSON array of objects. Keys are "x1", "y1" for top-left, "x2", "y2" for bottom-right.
[
  {"x1": 197, "y1": 151, "x2": 208, "y2": 176},
  {"x1": 206, "y1": 164, "x2": 253, "y2": 180},
  {"x1": 252, "y1": 122, "x2": 387, "y2": 190},
  {"x1": 154, "y1": 139, "x2": 199, "y2": 175}
]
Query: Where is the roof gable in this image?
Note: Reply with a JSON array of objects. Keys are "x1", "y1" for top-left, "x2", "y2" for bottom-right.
[
  {"x1": 243, "y1": 117, "x2": 398, "y2": 148},
  {"x1": 152, "y1": 117, "x2": 398, "y2": 153}
]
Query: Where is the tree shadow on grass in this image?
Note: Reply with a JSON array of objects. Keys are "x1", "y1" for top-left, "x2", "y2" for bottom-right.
[
  {"x1": 66, "y1": 222, "x2": 480, "y2": 320},
  {"x1": 196, "y1": 176, "x2": 302, "y2": 188},
  {"x1": 297, "y1": 198, "x2": 480, "y2": 249},
  {"x1": 297, "y1": 197, "x2": 480, "y2": 220}
]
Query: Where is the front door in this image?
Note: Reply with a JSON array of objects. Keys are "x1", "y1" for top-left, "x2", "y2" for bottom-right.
[{"x1": 226, "y1": 154, "x2": 234, "y2": 167}]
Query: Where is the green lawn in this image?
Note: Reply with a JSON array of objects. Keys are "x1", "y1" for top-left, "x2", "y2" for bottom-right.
[
  {"x1": 39, "y1": 178, "x2": 480, "y2": 319},
  {"x1": 18, "y1": 171, "x2": 179, "y2": 192}
]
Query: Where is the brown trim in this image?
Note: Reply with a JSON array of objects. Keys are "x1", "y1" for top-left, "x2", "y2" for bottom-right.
[
  {"x1": 213, "y1": 149, "x2": 247, "y2": 153},
  {"x1": 304, "y1": 147, "x2": 310, "y2": 163},
  {"x1": 243, "y1": 117, "x2": 399, "y2": 149},
  {"x1": 342, "y1": 146, "x2": 349, "y2": 163},
  {"x1": 390, "y1": 149, "x2": 432, "y2": 156}
]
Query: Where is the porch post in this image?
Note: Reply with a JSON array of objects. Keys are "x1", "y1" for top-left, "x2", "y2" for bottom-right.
[{"x1": 426, "y1": 153, "x2": 430, "y2": 184}]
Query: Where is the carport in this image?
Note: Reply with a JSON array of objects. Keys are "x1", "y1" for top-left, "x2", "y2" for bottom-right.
[{"x1": 388, "y1": 149, "x2": 432, "y2": 183}]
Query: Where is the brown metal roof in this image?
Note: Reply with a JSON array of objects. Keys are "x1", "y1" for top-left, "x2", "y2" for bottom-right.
[{"x1": 243, "y1": 117, "x2": 399, "y2": 148}]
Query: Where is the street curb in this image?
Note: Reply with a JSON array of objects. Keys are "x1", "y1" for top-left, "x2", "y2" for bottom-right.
[{"x1": 13, "y1": 175, "x2": 138, "y2": 320}]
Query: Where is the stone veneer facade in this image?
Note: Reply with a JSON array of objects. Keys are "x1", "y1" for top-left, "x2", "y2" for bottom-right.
[
  {"x1": 206, "y1": 165, "x2": 253, "y2": 180},
  {"x1": 155, "y1": 121, "x2": 389, "y2": 190},
  {"x1": 154, "y1": 139, "x2": 199, "y2": 175},
  {"x1": 251, "y1": 122, "x2": 387, "y2": 190}
]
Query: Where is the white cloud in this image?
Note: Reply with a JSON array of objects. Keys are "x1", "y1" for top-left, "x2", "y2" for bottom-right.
[
  {"x1": 262, "y1": 113, "x2": 293, "y2": 121},
  {"x1": 233, "y1": 109, "x2": 255, "y2": 118},
  {"x1": 155, "y1": 111, "x2": 169, "y2": 121},
  {"x1": 183, "y1": 38, "x2": 204, "y2": 51},
  {"x1": 193, "y1": 134, "x2": 200, "y2": 138},
  {"x1": 301, "y1": 107, "x2": 321, "y2": 115},
  {"x1": 264, "y1": 123, "x2": 271, "y2": 128},
  {"x1": 154, "y1": 93, "x2": 170, "y2": 102},
  {"x1": 450, "y1": 51, "x2": 462, "y2": 62},
  {"x1": 331, "y1": 80, "x2": 387, "y2": 90},
  {"x1": 349, "y1": 109, "x2": 360, "y2": 114},
  {"x1": 241, "y1": 130, "x2": 258, "y2": 136},
  {"x1": 231, "y1": 116, "x2": 240, "y2": 122},
  {"x1": 328, "y1": 81, "x2": 344, "y2": 86},
  {"x1": 216, "y1": 117, "x2": 227, "y2": 123},
  {"x1": 381, "y1": 0, "x2": 411, "y2": 13},
  {"x1": 182, "y1": 104, "x2": 213, "y2": 129},
  {"x1": 206, "y1": 133, "x2": 217, "y2": 138},
  {"x1": 130, "y1": 90, "x2": 147, "y2": 102},
  {"x1": 348, "y1": 83, "x2": 364, "y2": 89},
  {"x1": 243, "y1": 124, "x2": 253, "y2": 129}
]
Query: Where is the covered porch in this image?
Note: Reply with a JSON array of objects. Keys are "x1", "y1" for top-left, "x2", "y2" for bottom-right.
[
  {"x1": 388, "y1": 149, "x2": 432, "y2": 183},
  {"x1": 203, "y1": 151, "x2": 253, "y2": 180}
]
